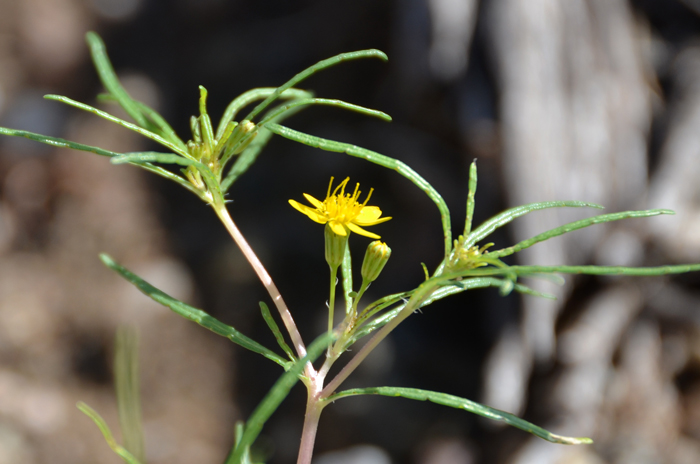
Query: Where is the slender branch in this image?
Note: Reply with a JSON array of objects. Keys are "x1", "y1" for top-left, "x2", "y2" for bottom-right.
[
  {"x1": 214, "y1": 204, "x2": 307, "y2": 358},
  {"x1": 321, "y1": 281, "x2": 437, "y2": 398},
  {"x1": 328, "y1": 266, "x2": 338, "y2": 354}
]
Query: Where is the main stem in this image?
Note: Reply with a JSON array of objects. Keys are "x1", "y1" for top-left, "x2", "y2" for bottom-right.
[
  {"x1": 214, "y1": 203, "x2": 307, "y2": 358},
  {"x1": 297, "y1": 391, "x2": 324, "y2": 464}
]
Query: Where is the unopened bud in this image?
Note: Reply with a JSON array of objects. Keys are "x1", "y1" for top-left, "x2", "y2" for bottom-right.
[
  {"x1": 324, "y1": 223, "x2": 349, "y2": 269},
  {"x1": 361, "y1": 241, "x2": 391, "y2": 283}
]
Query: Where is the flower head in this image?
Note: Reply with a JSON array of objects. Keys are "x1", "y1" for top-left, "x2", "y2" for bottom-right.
[
  {"x1": 361, "y1": 241, "x2": 392, "y2": 282},
  {"x1": 289, "y1": 177, "x2": 391, "y2": 239}
]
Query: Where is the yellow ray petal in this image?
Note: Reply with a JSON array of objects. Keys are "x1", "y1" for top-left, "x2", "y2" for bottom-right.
[
  {"x1": 303, "y1": 193, "x2": 324, "y2": 209},
  {"x1": 356, "y1": 215, "x2": 392, "y2": 226},
  {"x1": 329, "y1": 221, "x2": 348, "y2": 236},
  {"x1": 355, "y1": 206, "x2": 383, "y2": 222},
  {"x1": 289, "y1": 200, "x2": 327, "y2": 224},
  {"x1": 347, "y1": 222, "x2": 381, "y2": 239}
]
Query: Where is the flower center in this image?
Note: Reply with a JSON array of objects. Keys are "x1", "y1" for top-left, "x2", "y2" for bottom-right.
[{"x1": 324, "y1": 177, "x2": 373, "y2": 224}]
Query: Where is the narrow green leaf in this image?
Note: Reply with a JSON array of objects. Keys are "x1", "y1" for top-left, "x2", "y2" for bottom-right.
[
  {"x1": 85, "y1": 33, "x2": 186, "y2": 149},
  {"x1": 99, "y1": 254, "x2": 289, "y2": 368},
  {"x1": 216, "y1": 88, "x2": 313, "y2": 139},
  {"x1": 353, "y1": 277, "x2": 554, "y2": 342},
  {"x1": 256, "y1": 98, "x2": 391, "y2": 128},
  {"x1": 0, "y1": 126, "x2": 122, "y2": 157},
  {"x1": 244, "y1": 49, "x2": 388, "y2": 122},
  {"x1": 220, "y1": 127, "x2": 272, "y2": 192},
  {"x1": 220, "y1": 98, "x2": 311, "y2": 192},
  {"x1": 489, "y1": 209, "x2": 675, "y2": 259},
  {"x1": 227, "y1": 333, "x2": 334, "y2": 464},
  {"x1": 112, "y1": 152, "x2": 196, "y2": 167},
  {"x1": 466, "y1": 201, "x2": 603, "y2": 248},
  {"x1": 266, "y1": 123, "x2": 453, "y2": 257},
  {"x1": 111, "y1": 152, "x2": 221, "y2": 202},
  {"x1": 441, "y1": 263, "x2": 700, "y2": 281},
  {"x1": 114, "y1": 327, "x2": 145, "y2": 464},
  {"x1": 44, "y1": 95, "x2": 191, "y2": 158},
  {"x1": 509, "y1": 263, "x2": 700, "y2": 276},
  {"x1": 464, "y1": 160, "x2": 477, "y2": 236},
  {"x1": 130, "y1": 99, "x2": 185, "y2": 150},
  {"x1": 77, "y1": 402, "x2": 144, "y2": 464},
  {"x1": 325, "y1": 387, "x2": 593, "y2": 445},
  {"x1": 259, "y1": 302, "x2": 295, "y2": 362},
  {"x1": 86, "y1": 31, "x2": 149, "y2": 129},
  {"x1": 96, "y1": 93, "x2": 185, "y2": 151},
  {"x1": 0, "y1": 127, "x2": 205, "y2": 200}
]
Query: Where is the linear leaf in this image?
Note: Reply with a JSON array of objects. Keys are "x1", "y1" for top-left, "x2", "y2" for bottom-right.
[
  {"x1": 100, "y1": 254, "x2": 289, "y2": 368},
  {"x1": 443, "y1": 263, "x2": 700, "y2": 280},
  {"x1": 77, "y1": 402, "x2": 144, "y2": 464},
  {"x1": 257, "y1": 98, "x2": 391, "y2": 127},
  {"x1": 259, "y1": 302, "x2": 295, "y2": 362},
  {"x1": 266, "y1": 123, "x2": 452, "y2": 257},
  {"x1": 466, "y1": 201, "x2": 603, "y2": 247},
  {"x1": 112, "y1": 152, "x2": 197, "y2": 167},
  {"x1": 44, "y1": 95, "x2": 191, "y2": 158},
  {"x1": 0, "y1": 126, "x2": 122, "y2": 157},
  {"x1": 489, "y1": 209, "x2": 675, "y2": 258},
  {"x1": 216, "y1": 88, "x2": 313, "y2": 139},
  {"x1": 220, "y1": 99, "x2": 310, "y2": 192},
  {"x1": 220, "y1": 127, "x2": 271, "y2": 192},
  {"x1": 86, "y1": 31, "x2": 149, "y2": 129},
  {"x1": 0, "y1": 127, "x2": 204, "y2": 199},
  {"x1": 325, "y1": 387, "x2": 592, "y2": 445},
  {"x1": 353, "y1": 277, "x2": 552, "y2": 341},
  {"x1": 244, "y1": 49, "x2": 388, "y2": 122},
  {"x1": 131, "y1": 100, "x2": 185, "y2": 150},
  {"x1": 509, "y1": 263, "x2": 700, "y2": 276},
  {"x1": 114, "y1": 327, "x2": 145, "y2": 463},
  {"x1": 96, "y1": 91, "x2": 185, "y2": 150},
  {"x1": 227, "y1": 333, "x2": 333, "y2": 464},
  {"x1": 112, "y1": 152, "x2": 221, "y2": 201}
]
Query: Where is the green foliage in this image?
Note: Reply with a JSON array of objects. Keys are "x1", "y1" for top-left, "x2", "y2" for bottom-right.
[
  {"x1": 77, "y1": 402, "x2": 143, "y2": 464},
  {"x1": 114, "y1": 328, "x2": 145, "y2": 463},
  {"x1": 4, "y1": 31, "x2": 700, "y2": 464},
  {"x1": 326, "y1": 387, "x2": 592, "y2": 445},
  {"x1": 100, "y1": 254, "x2": 290, "y2": 369}
]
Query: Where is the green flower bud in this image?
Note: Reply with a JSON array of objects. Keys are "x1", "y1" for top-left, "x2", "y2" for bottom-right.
[
  {"x1": 325, "y1": 223, "x2": 349, "y2": 269},
  {"x1": 361, "y1": 241, "x2": 391, "y2": 283}
]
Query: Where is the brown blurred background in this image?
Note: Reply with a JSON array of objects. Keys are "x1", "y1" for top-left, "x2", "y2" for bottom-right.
[{"x1": 2, "y1": 0, "x2": 700, "y2": 463}]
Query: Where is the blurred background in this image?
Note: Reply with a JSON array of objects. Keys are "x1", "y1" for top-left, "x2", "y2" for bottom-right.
[{"x1": 2, "y1": 0, "x2": 700, "y2": 463}]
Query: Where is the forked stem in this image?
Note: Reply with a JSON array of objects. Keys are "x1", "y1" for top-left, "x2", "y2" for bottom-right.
[
  {"x1": 321, "y1": 281, "x2": 436, "y2": 398},
  {"x1": 214, "y1": 203, "x2": 307, "y2": 358}
]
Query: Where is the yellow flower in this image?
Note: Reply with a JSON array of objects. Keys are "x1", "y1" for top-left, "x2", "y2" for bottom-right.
[{"x1": 289, "y1": 177, "x2": 391, "y2": 239}]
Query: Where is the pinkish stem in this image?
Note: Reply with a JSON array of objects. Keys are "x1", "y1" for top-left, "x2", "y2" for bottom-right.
[{"x1": 215, "y1": 204, "x2": 307, "y2": 358}]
